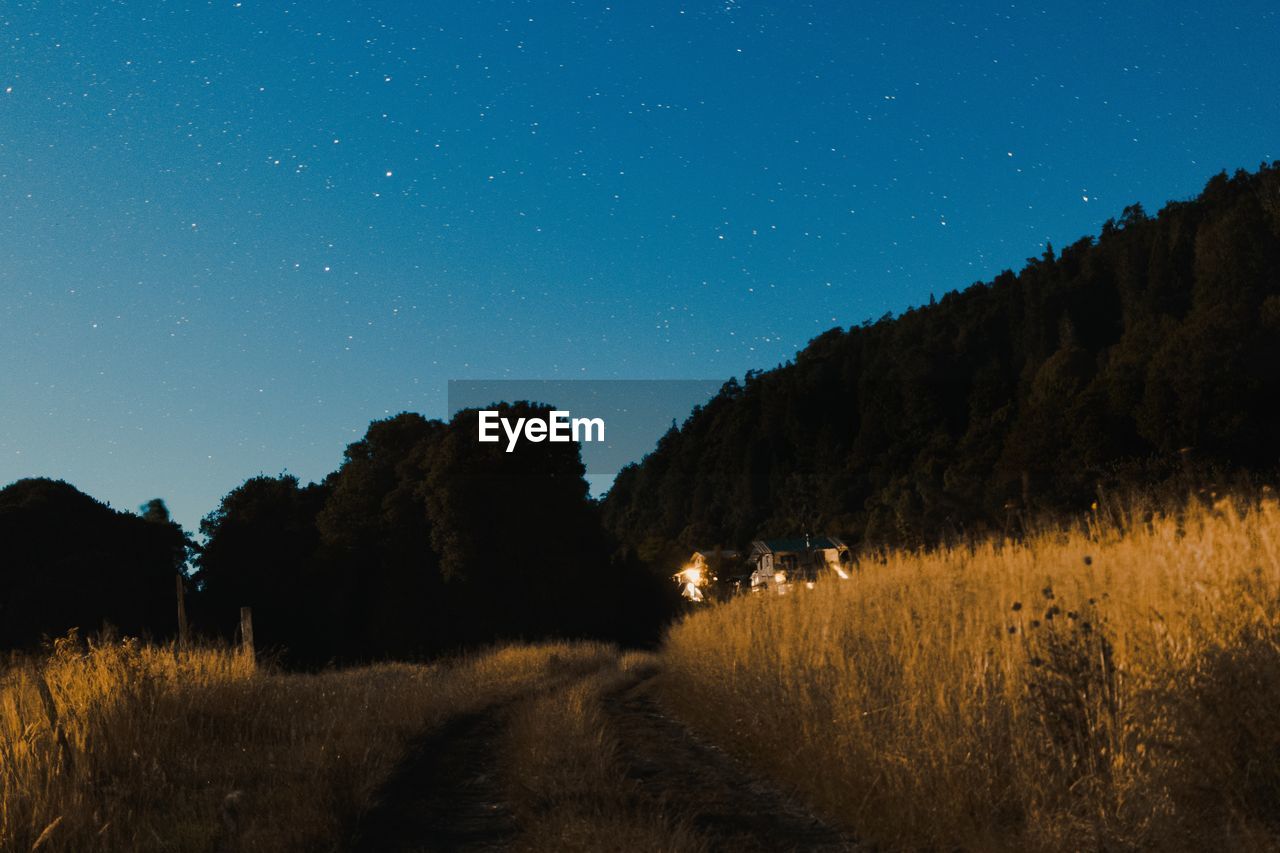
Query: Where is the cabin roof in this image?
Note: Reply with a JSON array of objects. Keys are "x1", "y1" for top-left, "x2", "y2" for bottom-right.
[{"x1": 751, "y1": 536, "x2": 846, "y2": 554}]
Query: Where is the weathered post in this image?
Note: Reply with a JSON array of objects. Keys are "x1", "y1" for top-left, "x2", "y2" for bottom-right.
[
  {"x1": 239, "y1": 606, "x2": 255, "y2": 668},
  {"x1": 175, "y1": 573, "x2": 190, "y2": 649}
]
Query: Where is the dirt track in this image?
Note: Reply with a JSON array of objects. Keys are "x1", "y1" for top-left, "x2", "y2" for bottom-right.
[
  {"x1": 350, "y1": 707, "x2": 517, "y2": 853},
  {"x1": 349, "y1": 667, "x2": 859, "y2": 853},
  {"x1": 605, "y1": 677, "x2": 858, "y2": 853}
]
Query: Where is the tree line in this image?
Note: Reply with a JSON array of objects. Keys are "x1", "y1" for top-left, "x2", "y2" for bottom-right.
[
  {"x1": 0, "y1": 404, "x2": 670, "y2": 664},
  {"x1": 602, "y1": 164, "x2": 1280, "y2": 563}
]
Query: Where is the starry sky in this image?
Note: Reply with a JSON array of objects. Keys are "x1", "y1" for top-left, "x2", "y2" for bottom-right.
[{"x1": 2, "y1": 1, "x2": 1278, "y2": 534}]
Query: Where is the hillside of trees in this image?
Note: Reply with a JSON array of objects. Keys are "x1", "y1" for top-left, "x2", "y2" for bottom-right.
[{"x1": 603, "y1": 164, "x2": 1280, "y2": 562}]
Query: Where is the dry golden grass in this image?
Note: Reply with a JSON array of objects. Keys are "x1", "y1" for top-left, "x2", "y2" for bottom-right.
[
  {"x1": 0, "y1": 636, "x2": 594, "y2": 852},
  {"x1": 502, "y1": 649, "x2": 709, "y2": 853},
  {"x1": 663, "y1": 497, "x2": 1280, "y2": 851}
]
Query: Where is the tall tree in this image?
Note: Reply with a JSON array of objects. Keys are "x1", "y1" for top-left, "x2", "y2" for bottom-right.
[
  {"x1": 192, "y1": 475, "x2": 331, "y2": 663},
  {"x1": 0, "y1": 479, "x2": 191, "y2": 649},
  {"x1": 316, "y1": 413, "x2": 447, "y2": 658},
  {"x1": 422, "y1": 404, "x2": 665, "y2": 644}
]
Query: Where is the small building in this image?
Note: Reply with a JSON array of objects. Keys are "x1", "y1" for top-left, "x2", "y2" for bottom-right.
[{"x1": 747, "y1": 536, "x2": 852, "y2": 593}]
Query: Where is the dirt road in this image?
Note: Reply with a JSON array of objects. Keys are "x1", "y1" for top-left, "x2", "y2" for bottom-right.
[
  {"x1": 350, "y1": 708, "x2": 518, "y2": 852},
  {"x1": 604, "y1": 677, "x2": 857, "y2": 852},
  {"x1": 349, "y1": 662, "x2": 859, "y2": 852}
]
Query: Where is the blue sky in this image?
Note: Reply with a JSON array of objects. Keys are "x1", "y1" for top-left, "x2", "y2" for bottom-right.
[{"x1": 2, "y1": 0, "x2": 1277, "y2": 532}]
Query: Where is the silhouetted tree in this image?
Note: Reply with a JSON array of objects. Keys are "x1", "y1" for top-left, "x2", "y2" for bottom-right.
[
  {"x1": 192, "y1": 475, "x2": 331, "y2": 663},
  {"x1": 421, "y1": 404, "x2": 666, "y2": 645},
  {"x1": 188, "y1": 407, "x2": 671, "y2": 664},
  {"x1": 316, "y1": 413, "x2": 448, "y2": 659},
  {"x1": 0, "y1": 479, "x2": 191, "y2": 649}
]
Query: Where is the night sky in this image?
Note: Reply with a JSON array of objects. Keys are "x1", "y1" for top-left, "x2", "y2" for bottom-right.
[{"x1": 2, "y1": 1, "x2": 1277, "y2": 533}]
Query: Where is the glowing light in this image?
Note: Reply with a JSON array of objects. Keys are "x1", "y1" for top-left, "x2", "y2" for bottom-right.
[
  {"x1": 673, "y1": 564, "x2": 711, "y2": 603},
  {"x1": 677, "y1": 566, "x2": 703, "y2": 586}
]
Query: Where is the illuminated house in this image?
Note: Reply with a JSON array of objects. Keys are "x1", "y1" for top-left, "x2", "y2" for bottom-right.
[{"x1": 747, "y1": 536, "x2": 852, "y2": 592}]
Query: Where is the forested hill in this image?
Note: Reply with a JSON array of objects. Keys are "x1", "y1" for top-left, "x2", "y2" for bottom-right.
[{"x1": 602, "y1": 164, "x2": 1280, "y2": 559}]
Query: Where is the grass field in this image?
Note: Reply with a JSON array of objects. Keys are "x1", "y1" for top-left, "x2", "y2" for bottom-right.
[
  {"x1": 662, "y1": 496, "x2": 1280, "y2": 851},
  {"x1": 0, "y1": 637, "x2": 603, "y2": 852},
  {"x1": 7, "y1": 496, "x2": 1279, "y2": 852}
]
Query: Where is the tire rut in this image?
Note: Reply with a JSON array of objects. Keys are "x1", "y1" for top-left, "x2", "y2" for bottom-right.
[
  {"x1": 350, "y1": 704, "x2": 517, "y2": 853},
  {"x1": 603, "y1": 675, "x2": 862, "y2": 853}
]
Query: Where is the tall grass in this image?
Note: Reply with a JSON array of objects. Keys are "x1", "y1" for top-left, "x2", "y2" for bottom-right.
[
  {"x1": 0, "y1": 635, "x2": 595, "y2": 852},
  {"x1": 663, "y1": 497, "x2": 1280, "y2": 851}
]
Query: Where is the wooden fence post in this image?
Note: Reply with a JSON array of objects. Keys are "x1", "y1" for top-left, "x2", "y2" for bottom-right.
[
  {"x1": 175, "y1": 573, "x2": 190, "y2": 649},
  {"x1": 239, "y1": 606, "x2": 255, "y2": 668}
]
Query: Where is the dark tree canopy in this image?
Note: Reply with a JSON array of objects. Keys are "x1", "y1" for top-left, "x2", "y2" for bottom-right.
[
  {"x1": 0, "y1": 479, "x2": 191, "y2": 649},
  {"x1": 190, "y1": 406, "x2": 666, "y2": 665},
  {"x1": 602, "y1": 164, "x2": 1280, "y2": 559},
  {"x1": 420, "y1": 403, "x2": 664, "y2": 645},
  {"x1": 315, "y1": 412, "x2": 446, "y2": 661},
  {"x1": 191, "y1": 474, "x2": 332, "y2": 661}
]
